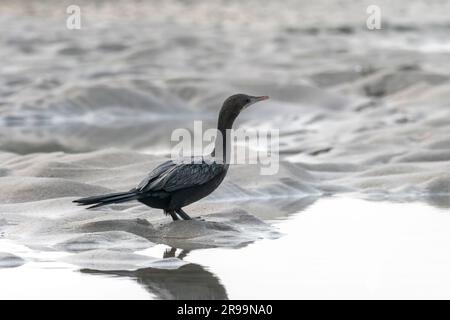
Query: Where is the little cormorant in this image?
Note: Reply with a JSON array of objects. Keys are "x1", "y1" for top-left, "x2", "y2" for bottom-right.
[{"x1": 73, "y1": 94, "x2": 269, "y2": 221}]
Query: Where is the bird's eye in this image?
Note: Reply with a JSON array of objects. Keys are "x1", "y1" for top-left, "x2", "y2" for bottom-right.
[{"x1": 246, "y1": 99, "x2": 250, "y2": 103}]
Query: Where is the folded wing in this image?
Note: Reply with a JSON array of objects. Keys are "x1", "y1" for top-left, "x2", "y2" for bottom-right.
[{"x1": 135, "y1": 158, "x2": 224, "y2": 193}]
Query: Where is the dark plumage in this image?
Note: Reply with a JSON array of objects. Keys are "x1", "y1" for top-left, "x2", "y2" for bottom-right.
[{"x1": 73, "y1": 94, "x2": 269, "y2": 221}]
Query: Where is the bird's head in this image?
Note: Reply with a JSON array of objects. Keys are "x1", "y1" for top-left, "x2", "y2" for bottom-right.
[
  {"x1": 222, "y1": 93, "x2": 269, "y2": 114},
  {"x1": 213, "y1": 93, "x2": 269, "y2": 159},
  {"x1": 218, "y1": 94, "x2": 269, "y2": 131}
]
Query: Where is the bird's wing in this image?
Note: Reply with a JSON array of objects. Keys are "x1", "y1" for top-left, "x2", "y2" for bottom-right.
[
  {"x1": 135, "y1": 160, "x2": 176, "y2": 191},
  {"x1": 136, "y1": 158, "x2": 224, "y2": 193}
]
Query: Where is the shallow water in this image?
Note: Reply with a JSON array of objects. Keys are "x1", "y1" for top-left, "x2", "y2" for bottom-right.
[{"x1": 1, "y1": 196, "x2": 450, "y2": 300}]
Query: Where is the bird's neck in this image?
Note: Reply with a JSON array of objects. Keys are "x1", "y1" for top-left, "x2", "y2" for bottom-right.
[{"x1": 211, "y1": 111, "x2": 238, "y2": 166}]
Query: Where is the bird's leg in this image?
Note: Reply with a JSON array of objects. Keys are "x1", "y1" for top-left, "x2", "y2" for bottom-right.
[
  {"x1": 175, "y1": 208, "x2": 192, "y2": 220},
  {"x1": 165, "y1": 209, "x2": 179, "y2": 221}
]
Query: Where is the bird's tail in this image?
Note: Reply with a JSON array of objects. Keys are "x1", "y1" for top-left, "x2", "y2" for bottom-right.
[{"x1": 73, "y1": 191, "x2": 139, "y2": 209}]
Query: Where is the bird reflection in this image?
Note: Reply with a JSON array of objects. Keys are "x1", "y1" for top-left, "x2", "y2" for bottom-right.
[
  {"x1": 78, "y1": 197, "x2": 316, "y2": 299},
  {"x1": 163, "y1": 247, "x2": 189, "y2": 259},
  {"x1": 81, "y1": 248, "x2": 228, "y2": 300}
]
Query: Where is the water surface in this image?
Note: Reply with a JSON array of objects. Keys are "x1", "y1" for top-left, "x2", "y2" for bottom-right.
[{"x1": 1, "y1": 197, "x2": 450, "y2": 299}]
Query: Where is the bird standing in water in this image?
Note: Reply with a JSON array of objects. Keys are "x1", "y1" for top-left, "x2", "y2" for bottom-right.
[{"x1": 73, "y1": 94, "x2": 269, "y2": 221}]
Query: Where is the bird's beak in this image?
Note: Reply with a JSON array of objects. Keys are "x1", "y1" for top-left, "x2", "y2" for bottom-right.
[
  {"x1": 245, "y1": 95, "x2": 269, "y2": 109},
  {"x1": 254, "y1": 95, "x2": 269, "y2": 102}
]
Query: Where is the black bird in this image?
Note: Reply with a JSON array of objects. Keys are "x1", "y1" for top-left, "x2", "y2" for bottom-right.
[{"x1": 73, "y1": 94, "x2": 269, "y2": 221}]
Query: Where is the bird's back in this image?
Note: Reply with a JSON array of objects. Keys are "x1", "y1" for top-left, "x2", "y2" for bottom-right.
[{"x1": 136, "y1": 156, "x2": 226, "y2": 194}]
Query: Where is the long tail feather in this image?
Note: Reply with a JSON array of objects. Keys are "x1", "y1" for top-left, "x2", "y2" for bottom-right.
[{"x1": 73, "y1": 191, "x2": 139, "y2": 209}]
